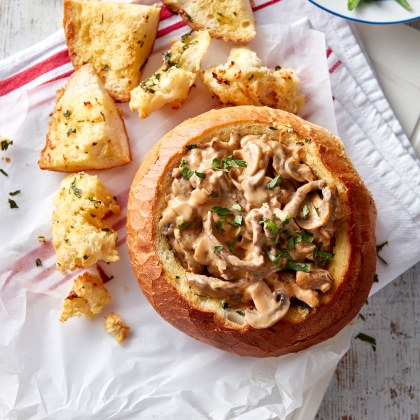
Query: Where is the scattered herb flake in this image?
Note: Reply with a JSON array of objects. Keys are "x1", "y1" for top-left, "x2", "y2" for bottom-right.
[
  {"x1": 221, "y1": 301, "x2": 229, "y2": 309},
  {"x1": 275, "y1": 65, "x2": 282, "y2": 71},
  {"x1": 100, "y1": 111, "x2": 106, "y2": 121},
  {"x1": 101, "y1": 64, "x2": 110, "y2": 71},
  {"x1": 66, "y1": 128, "x2": 76, "y2": 137},
  {"x1": 226, "y1": 241, "x2": 236, "y2": 255},
  {"x1": 175, "y1": 275, "x2": 180, "y2": 279},
  {"x1": 1, "y1": 139, "x2": 13, "y2": 151},
  {"x1": 83, "y1": 255, "x2": 89, "y2": 260},
  {"x1": 286, "y1": 261, "x2": 310, "y2": 272},
  {"x1": 101, "y1": 228, "x2": 112, "y2": 232},
  {"x1": 222, "y1": 155, "x2": 247, "y2": 169},
  {"x1": 0, "y1": 169, "x2": 8, "y2": 177},
  {"x1": 195, "y1": 170, "x2": 206, "y2": 179},
  {"x1": 63, "y1": 110, "x2": 71, "y2": 119},
  {"x1": 358, "y1": 313, "x2": 366, "y2": 321},
  {"x1": 283, "y1": 215, "x2": 292, "y2": 225},
  {"x1": 215, "y1": 220, "x2": 225, "y2": 233},
  {"x1": 302, "y1": 204, "x2": 310, "y2": 218},
  {"x1": 355, "y1": 332, "x2": 376, "y2": 352},
  {"x1": 236, "y1": 310, "x2": 245, "y2": 316},
  {"x1": 376, "y1": 241, "x2": 389, "y2": 265},
  {"x1": 212, "y1": 206, "x2": 233, "y2": 218},
  {"x1": 266, "y1": 175, "x2": 282, "y2": 189},
  {"x1": 69, "y1": 178, "x2": 82, "y2": 198},
  {"x1": 186, "y1": 144, "x2": 197, "y2": 151},
  {"x1": 304, "y1": 138, "x2": 312, "y2": 143},
  {"x1": 38, "y1": 236, "x2": 46, "y2": 243},
  {"x1": 178, "y1": 221, "x2": 192, "y2": 230},
  {"x1": 232, "y1": 202, "x2": 243, "y2": 212},
  {"x1": 9, "y1": 190, "x2": 20, "y2": 196},
  {"x1": 229, "y1": 215, "x2": 243, "y2": 227},
  {"x1": 180, "y1": 159, "x2": 194, "y2": 180},
  {"x1": 287, "y1": 237, "x2": 295, "y2": 250},
  {"x1": 35, "y1": 258, "x2": 42, "y2": 267},
  {"x1": 209, "y1": 191, "x2": 219, "y2": 198},
  {"x1": 373, "y1": 274, "x2": 379, "y2": 283},
  {"x1": 268, "y1": 126, "x2": 278, "y2": 131},
  {"x1": 214, "y1": 245, "x2": 224, "y2": 254},
  {"x1": 8, "y1": 198, "x2": 18, "y2": 209}
]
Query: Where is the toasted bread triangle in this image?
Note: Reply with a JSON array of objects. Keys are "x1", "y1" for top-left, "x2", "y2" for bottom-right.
[
  {"x1": 39, "y1": 64, "x2": 131, "y2": 172},
  {"x1": 64, "y1": 0, "x2": 160, "y2": 102},
  {"x1": 162, "y1": 0, "x2": 255, "y2": 43}
]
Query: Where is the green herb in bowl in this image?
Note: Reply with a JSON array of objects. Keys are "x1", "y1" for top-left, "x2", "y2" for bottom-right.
[{"x1": 348, "y1": 0, "x2": 411, "y2": 11}]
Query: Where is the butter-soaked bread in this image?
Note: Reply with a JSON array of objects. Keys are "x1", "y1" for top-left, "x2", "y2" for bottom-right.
[
  {"x1": 126, "y1": 106, "x2": 377, "y2": 357},
  {"x1": 39, "y1": 64, "x2": 131, "y2": 172},
  {"x1": 52, "y1": 172, "x2": 120, "y2": 272},
  {"x1": 162, "y1": 0, "x2": 256, "y2": 42},
  {"x1": 201, "y1": 46, "x2": 305, "y2": 114},
  {"x1": 64, "y1": 0, "x2": 161, "y2": 102},
  {"x1": 130, "y1": 31, "x2": 210, "y2": 119}
]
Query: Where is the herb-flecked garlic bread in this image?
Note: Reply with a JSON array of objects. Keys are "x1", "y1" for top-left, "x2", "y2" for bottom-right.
[
  {"x1": 127, "y1": 106, "x2": 377, "y2": 357},
  {"x1": 64, "y1": 0, "x2": 161, "y2": 102},
  {"x1": 39, "y1": 64, "x2": 131, "y2": 172},
  {"x1": 162, "y1": 0, "x2": 256, "y2": 42}
]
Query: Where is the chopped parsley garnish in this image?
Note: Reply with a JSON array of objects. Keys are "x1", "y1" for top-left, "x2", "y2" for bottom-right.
[
  {"x1": 376, "y1": 241, "x2": 389, "y2": 265},
  {"x1": 212, "y1": 156, "x2": 247, "y2": 172},
  {"x1": 266, "y1": 175, "x2": 282, "y2": 189},
  {"x1": 101, "y1": 228, "x2": 112, "y2": 232},
  {"x1": 215, "y1": 220, "x2": 225, "y2": 233},
  {"x1": 226, "y1": 241, "x2": 236, "y2": 255},
  {"x1": 302, "y1": 204, "x2": 310, "y2": 218},
  {"x1": 101, "y1": 64, "x2": 110, "y2": 71},
  {"x1": 100, "y1": 111, "x2": 106, "y2": 121},
  {"x1": 355, "y1": 332, "x2": 376, "y2": 352},
  {"x1": 304, "y1": 138, "x2": 312, "y2": 143},
  {"x1": 186, "y1": 144, "x2": 197, "y2": 151},
  {"x1": 373, "y1": 274, "x2": 379, "y2": 283},
  {"x1": 236, "y1": 310, "x2": 245, "y2": 316},
  {"x1": 275, "y1": 65, "x2": 282, "y2": 71},
  {"x1": 268, "y1": 126, "x2": 278, "y2": 131},
  {"x1": 285, "y1": 261, "x2": 310, "y2": 272},
  {"x1": 35, "y1": 258, "x2": 42, "y2": 267},
  {"x1": 180, "y1": 159, "x2": 194, "y2": 180},
  {"x1": 9, "y1": 190, "x2": 20, "y2": 196},
  {"x1": 63, "y1": 110, "x2": 71, "y2": 119},
  {"x1": 221, "y1": 301, "x2": 229, "y2": 309},
  {"x1": 266, "y1": 250, "x2": 282, "y2": 267},
  {"x1": 287, "y1": 237, "x2": 295, "y2": 250},
  {"x1": 214, "y1": 245, "x2": 224, "y2": 254},
  {"x1": 8, "y1": 198, "x2": 18, "y2": 209},
  {"x1": 229, "y1": 215, "x2": 243, "y2": 227},
  {"x1": 0, "y1": 169, "x2": 8, "y2": 177},
  {"x1": 195, "y1": 171, "x2": 206, "y2": 179},
  {"x1": 83, "y1": 255, "x2": 89, "y2": 260},
  {"x1": 181, "y1": 30, "x2": 193, "y2": 43},
  {"x1": 180, "y1": 159, "x2": 205, "y2": 180},
  {"x1": 232, "y1": 202, "x2": 243, "y2": 212},
  {"x1": 38, "y1": 236, "x2": 46, "y2": 243},
  {"x1": 212, "y1": 206, "x2": 233, "y2": 218},
  {"x1": 66, "y1": 128, "x2": 76, "y2": 136},
  {"x1": 175, "y1": 275, "x2": 180, "y2": 279},
  {"x1": 296, "y1": 141, "x2": 304, "y2": 146},
  {"x1": 358, "y1": 313, "x2": 366, "y2": 321},
  {"x1": 178, "y1": 221, "x2": 192, "y2": 230},
  {"x1": 261, "y1": 217, "x2": 278, "y2": 234},
  {"x1": 1, "y1": 139, "x2": 13, "y2": 151},
  {"x1": 209, "y1": 191, "x2": 219, "y2": 198},
  {"x1": 283, "y1": 215, "x2": 292, "y2": 225},
  {"x1": 296, "y1": 230, "x2": 314, "y2": 243},
  {"x1": 163, "y1": 51, "x2": 180, "y2": 69},
  {"x1": 69, "y1": 178, "x2": 82, "y2": 198}
]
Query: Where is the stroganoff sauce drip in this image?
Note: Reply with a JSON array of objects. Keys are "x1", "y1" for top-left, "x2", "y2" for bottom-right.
[{"x1": 159, "y1": 131, "x2": 342, "y2": 329}]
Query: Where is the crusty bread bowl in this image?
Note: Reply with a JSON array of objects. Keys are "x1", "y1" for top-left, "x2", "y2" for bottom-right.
[{"x1": 126, "y1": 106, "x2": 377, "y2": 357}]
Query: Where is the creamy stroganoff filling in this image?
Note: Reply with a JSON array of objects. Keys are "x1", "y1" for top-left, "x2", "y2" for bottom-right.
[{"x1": 159, "y1": 131, "x2": 342, "y2": 329}]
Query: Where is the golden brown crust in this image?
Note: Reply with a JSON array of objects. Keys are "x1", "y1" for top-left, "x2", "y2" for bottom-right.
[{"x1": 126, "y1": 106, "x2": 377, "y2": 357}]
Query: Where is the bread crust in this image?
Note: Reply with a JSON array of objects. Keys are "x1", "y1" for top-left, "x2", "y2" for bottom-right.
[{"x1": 126, "y1": 106, "x2": 377, "y2": 357}]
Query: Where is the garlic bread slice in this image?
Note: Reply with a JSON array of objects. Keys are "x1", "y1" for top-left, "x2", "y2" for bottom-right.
[
  {"x1": 39, "y1": 65, "x2": 131, "y2": 172},
  {"x1": 130, "y1": 31, "x2": 210, "y2": 119},
  {"x1": 64, "y1": 0, "x2": 160, "y2": 102}
]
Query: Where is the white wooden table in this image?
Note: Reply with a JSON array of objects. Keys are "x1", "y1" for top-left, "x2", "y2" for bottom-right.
[{"x1": 0, "y1": 1, "x2": 418, "y2": 418}]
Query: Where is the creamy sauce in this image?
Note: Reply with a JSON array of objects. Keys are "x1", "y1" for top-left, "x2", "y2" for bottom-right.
[{"x1": 159, "y1": 132, "x2": 341, "y2": 329}]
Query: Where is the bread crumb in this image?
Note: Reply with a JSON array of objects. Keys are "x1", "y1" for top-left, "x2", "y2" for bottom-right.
[
  {"x1": 104, "y1": 312, "x2": 130, "y2": 344},
  {"x1": 60, "y1": 272, "x2": 111, "y2": 322}
]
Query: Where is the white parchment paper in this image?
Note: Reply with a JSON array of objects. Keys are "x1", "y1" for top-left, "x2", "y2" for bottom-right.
[{"x1": 1, "y1": 13, "x2": 420, "y2": 419}]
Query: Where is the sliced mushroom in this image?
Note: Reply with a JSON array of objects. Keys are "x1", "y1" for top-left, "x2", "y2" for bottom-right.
[
  {"x1": 244, "y1": 281, "x2": 290, "y2": 329},
  {"x1": 296, "y1": 268, "x2": 333, "y2": 293},
  {"x1": 282, "y1": 180, "x2": 326, "y2": 218},
  {"x1": 186, "y1": 273, "x2": 252, "y2": 302},
  {"x1": 290, "y1": 283, "x2": 319, "y2": 308},
  {"x1": 295, "y1": 185, "x2": 333, "y2": 230}
]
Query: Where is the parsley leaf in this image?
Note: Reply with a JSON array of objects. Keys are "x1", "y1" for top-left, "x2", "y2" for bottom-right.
[
  {"x1": 195, "y1": 171, "x2": 206, "y2": 179},
  {"x1": 226, "y1": 241, "x2": 236, "y2": 255},
  {"x1": 214, "y1": 245, "x2": 224, "y2": 254},
  {"x1": 266, "y1": 175, "x2": 282, "y2": 189},
  {"x1": 69, "y1": 178, "x2": 82, "y2": 198},
  {"x1": 376, "y1": 241, "x2": 389, "y2": 265},
  {"x1": 355, "y1": 332, "x2": 376, "y2": 352},
  {"x1": 212, "y1": 206, "x2": 233, "y2": 218},
  {"x1": 0, "y1": 169, "x2": 8, "y2": 177},
  {"x1": 1, "y1": 139, "x2": 13, "y2": 151},
  {"x1": 9, "y1": 190, "x2": 20, "y2": 196},
  {"x1": 180, "y1": 159, "x2": 194, "y2": 180},
  {"x1": 285, "y1": 261, "x2": 310, "y2": 272},
  {"x1": 302, "y1": 204, "x2": 310, "y2": 218},
  {"x1": 229, "y1": 215, "x2": 243, "y2": 227},
  {"x1": 222, "y1": 155, "x2": 247, "y2": 168},
  {"x1": 8, "y1": 198, "x2": 18, "y2": 209}
]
